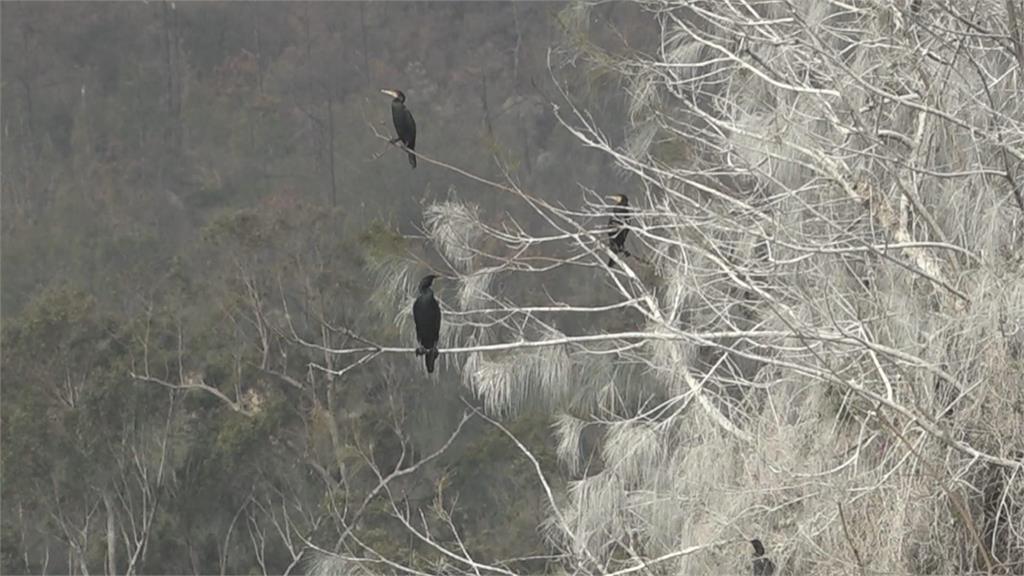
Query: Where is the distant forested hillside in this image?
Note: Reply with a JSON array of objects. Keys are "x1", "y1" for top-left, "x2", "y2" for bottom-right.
[
  {"x1": 1, "y1": 3, "x2": 653, "y2": 574},
  {"x1": 4, "y1": 2, "x2": 1024, "y2": 575}
]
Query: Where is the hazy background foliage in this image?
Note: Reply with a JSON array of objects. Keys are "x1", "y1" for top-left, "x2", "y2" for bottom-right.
[
  {"x1": 1, "y1": 2, "x2": 646, "y2": 573},
  {"x1": 5, "y1": 1, "x2": 1024, "y2": 575}
]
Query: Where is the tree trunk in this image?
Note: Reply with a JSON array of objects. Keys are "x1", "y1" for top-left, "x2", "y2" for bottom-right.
[
  {"x1": 326, "y1": 89, "x2": 338, "y2": 208},
  {"x1": 103, "y1": 492, "x2": 116, "y2": 576},
  {"x1": 360, "y1": 3, "x2": 371, "y2": 86},
  {"x1": 481, "y1": 72, "x2": 494, "y2": 140}
]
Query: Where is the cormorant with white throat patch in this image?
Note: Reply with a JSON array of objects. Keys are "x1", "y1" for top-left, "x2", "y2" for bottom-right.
[
  {"x1": 381, "y1": 89, "x2": 417, "y2": 168},
  {"x1": 606, "y1": 194, "x2": 631, "y2": 267},
  {"x1": 413, "y1": 274, "x2": 441, "y2": 373}
]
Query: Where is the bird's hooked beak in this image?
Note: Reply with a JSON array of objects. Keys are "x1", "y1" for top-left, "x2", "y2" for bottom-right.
[
  {"x1": 380, "y1": 89, "x2": 399, "y2": 99},
  {"x1": 605, "y1": 194, "x2": 623, "y2": 203}
]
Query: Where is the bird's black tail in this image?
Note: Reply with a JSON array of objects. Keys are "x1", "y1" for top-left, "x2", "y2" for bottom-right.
[
  {"x1": 407, "y1": 151, "x2": 417, "y2": 169},
  {"x1": 425, "y1": 347, "x2": 438, "y2": 373}
]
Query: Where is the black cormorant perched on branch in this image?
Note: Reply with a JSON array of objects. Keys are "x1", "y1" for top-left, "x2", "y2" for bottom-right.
[
  {"x1": 750, "y1": 539, "x2": 776, "y2": 576},
  {"x1": 606, "y1": 194, "x2": 631, "y2": 267},
  {"x1": 381, "y1": 89, "x2": 417, "y2": 168},
  {"x1": 413, "y1": 274, "x2": 441, "y2": 373}
]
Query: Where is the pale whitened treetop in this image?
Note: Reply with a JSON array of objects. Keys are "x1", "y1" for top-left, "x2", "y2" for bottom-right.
[{"x1": 307, "y1": 0, "x2": 1024, "y2": 573}]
